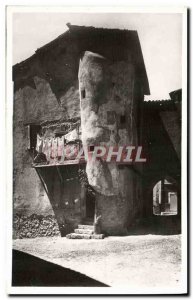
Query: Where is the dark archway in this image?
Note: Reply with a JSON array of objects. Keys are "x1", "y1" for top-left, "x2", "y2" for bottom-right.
[{"x1": 138, "y1": 174, "x2": 181, "y2": 235}]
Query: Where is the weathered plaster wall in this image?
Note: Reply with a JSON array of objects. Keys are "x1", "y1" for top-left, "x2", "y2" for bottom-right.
[
  {"x1": 13, "y1": 74, "x2": 80, "y2": 238},
  {"x1": 13, "y1": 26, "x2": 150, "y2": 238},
  {"x1": 79, "y1": 51, "x2": 143, "y2": 235},
  {"x1": 13, "y1": 103, "x2": 53, "y2": 217},
  {"x1": 160, "y1": 111, "x2": 181, "y2": 160}
]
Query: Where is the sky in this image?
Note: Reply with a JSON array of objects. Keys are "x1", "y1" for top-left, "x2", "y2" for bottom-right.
[{"x1": 12, "y1": 12, "x2": 182, "y2": 100}]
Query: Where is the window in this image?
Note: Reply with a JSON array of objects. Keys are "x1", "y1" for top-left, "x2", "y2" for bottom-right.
[
  {"x1": 26, "y1": 124, "x2": 41, "y2": 150},
  {"x1": 119, "y1": 115, "x2": 126, "y2": 128},
  {"x1": 120, "y1": 115, "x2": 126, "y2": 124},
  {"x1": 89, "y1": 145, "x2": 95, "y2": 152},
  {"x1": 81, "y1": 89, "x2": 86, "y2": 99}
]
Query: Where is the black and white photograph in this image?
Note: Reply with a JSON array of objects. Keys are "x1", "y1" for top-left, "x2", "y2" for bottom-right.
[{"x1": 6, "y1": 6, "x2": 187, "y2": 295}]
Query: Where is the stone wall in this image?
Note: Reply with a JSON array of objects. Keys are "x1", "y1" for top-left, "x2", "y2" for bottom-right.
[
  {"x1": 13, "y1": 214, "x2": 60, "y2": 239},
  {"x1": 160, "y1": 111, "x2": 181, "y2": 160}
]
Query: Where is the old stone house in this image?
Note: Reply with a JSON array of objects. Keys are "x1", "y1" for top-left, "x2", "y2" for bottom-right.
[{"x1": 13, "y1": 24, "x2": 181, "y2": 239}]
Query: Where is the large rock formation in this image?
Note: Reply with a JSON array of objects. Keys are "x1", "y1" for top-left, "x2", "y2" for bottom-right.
[{"x1": 79, "y1": 51, "x2": 141, "y2": 235}]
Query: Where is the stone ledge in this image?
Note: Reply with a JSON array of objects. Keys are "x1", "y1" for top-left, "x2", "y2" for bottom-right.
[
  {"x1": 91, "y1": 234, "x2": 105, "y2": 239},
  {"x1": 66, "y1": 233, "x2": 91, "y2": 239},
  {"x1": 74, "y1": 229, "x2": 94, "y2": 234},
  {"x1": 78, "y1": 225, "x2": 94, "y2": 230},
  {"x1": 66, "y1": 233, "x2": 105, "y2": 239}
]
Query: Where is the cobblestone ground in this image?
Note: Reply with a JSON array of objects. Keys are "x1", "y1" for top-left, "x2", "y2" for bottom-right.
[{"x1": 13, "y1": 234, "x2": 182, "y2": 291}]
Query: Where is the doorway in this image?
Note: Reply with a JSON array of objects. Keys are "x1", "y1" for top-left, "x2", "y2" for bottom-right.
[
  {"x1": 86, "y1": 191, "x2": 95, "y2": 220},
  {"x1": 152, "y1": 178, "x2": 178, "y2": 216}
]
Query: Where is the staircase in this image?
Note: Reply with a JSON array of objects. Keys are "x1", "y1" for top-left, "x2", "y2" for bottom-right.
[{"x1": 66, "y1": 224, "x2": 105, "y2": 239}]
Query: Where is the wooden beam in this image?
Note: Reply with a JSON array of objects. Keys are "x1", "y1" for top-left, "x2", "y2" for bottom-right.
[
  {"x1": 56, "y1": 166, "x2": 63, "y2": 184},
  {"x1": 32, "y1": 159, "x2": 86, "y2": 168},
  {"x1": 35, "y1": 168, "x2": 49, "y2": 197}
]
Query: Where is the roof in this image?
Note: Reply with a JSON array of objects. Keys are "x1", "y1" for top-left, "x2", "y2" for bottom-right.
[
  {"x1": 169, "y1": 89, "x2": 182, "y2": 102},
  {"x1": 143, "y1": 99, "x2": 177, "y2": 111},
  {"x1": 144, "y1": 88, "x2": 182, "y2": 111},
  {"x1": 13, "y1": 24, "x2": 150, "y2": 95}
]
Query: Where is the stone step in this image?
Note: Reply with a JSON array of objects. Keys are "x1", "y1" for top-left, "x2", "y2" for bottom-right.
[
  {"x1": 91, "y1": 234, "x2": 105, "y2": 239},
  {"x1": 74, "y1": 229, "x2": 94, "y2": 234},
  {"x1": 78, "y1": 224, "x2": 94, "y2": 230},
  {"x1": 66, "y1": 233, "x2": 105, "y2": 239},
  {"x1": 66, "y1": 233, "x2": 91, "y2": 239}
]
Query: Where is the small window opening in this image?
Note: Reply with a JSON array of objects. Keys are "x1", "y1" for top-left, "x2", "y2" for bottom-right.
[
  {"x1": 120, "y1": 115, "x2": 126, "y2": 124},
  {"x1": 89, "y1": 145, "x2": 95, "y2": 152},
  {"x1": 55, "y1": 132, "x2": 65, "y2": 138},
  {"x1": 26, "y1": 124, "x2": 41, "y2": 151},
  {"x1": 81, "y1": 89, "x2": 86, "y2": 99}
]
